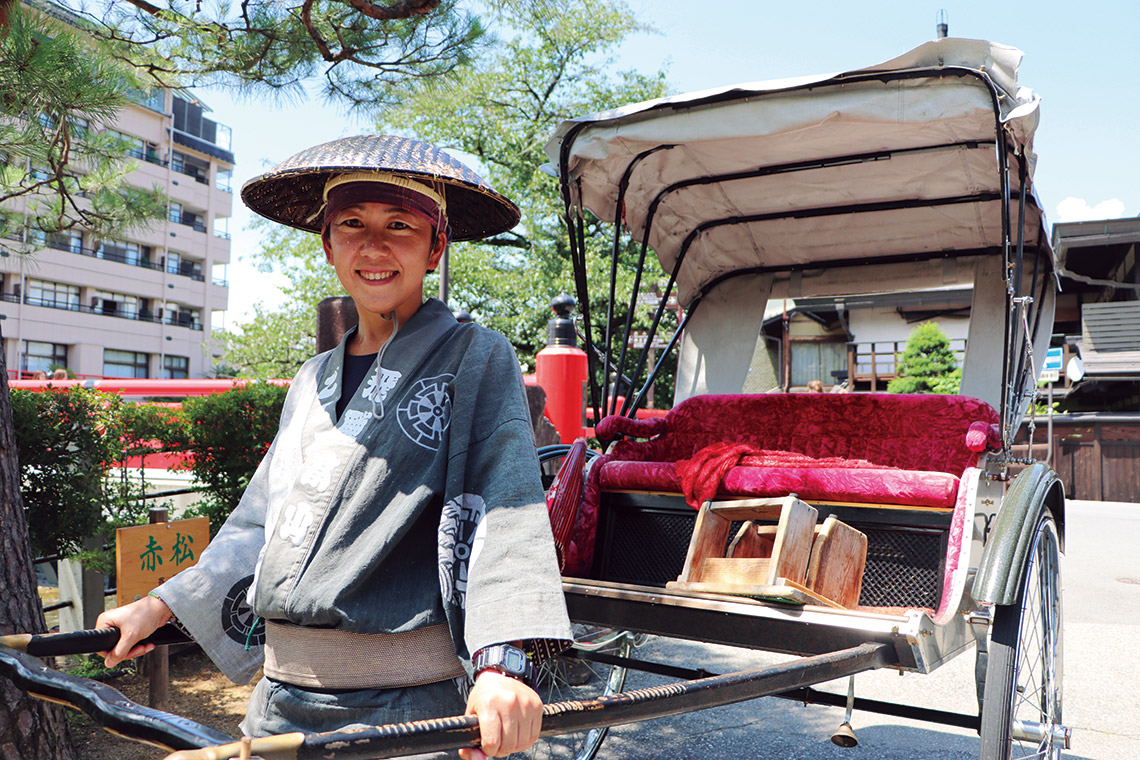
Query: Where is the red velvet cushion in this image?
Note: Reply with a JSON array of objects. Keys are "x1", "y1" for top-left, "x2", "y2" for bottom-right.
[
  {"x1": 561, "y1": 393, "x2": 1000, "y2": 577},
  {"x1": 599, "y1": 460, "x2": 960, "y2": 509}
]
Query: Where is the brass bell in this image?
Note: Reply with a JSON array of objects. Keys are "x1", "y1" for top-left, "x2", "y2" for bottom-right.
[
  {"x1": 831, "y1": 721, "x2": 858, "y2": 747},
  {"x1": 831, "y1": 675, "x2": 858, "y2": 747}
]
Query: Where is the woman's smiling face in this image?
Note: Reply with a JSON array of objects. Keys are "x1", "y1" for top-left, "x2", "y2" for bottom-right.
[{"x1": 323, "y1": 201, "x2": 446, "y2": 327}]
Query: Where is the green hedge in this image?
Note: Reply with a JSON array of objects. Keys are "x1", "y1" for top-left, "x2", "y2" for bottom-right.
[
  {"x1": 12, "y1": 383, "x2": 287, "y2": 558},
  {"x1": 181, "y1": 382, "x2": 286, "y2": 534}
]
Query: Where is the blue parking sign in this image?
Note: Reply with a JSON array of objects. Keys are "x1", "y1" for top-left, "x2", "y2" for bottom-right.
[{"x1": 1043, "y1": 347, "x2": 1064, "y2": 372}]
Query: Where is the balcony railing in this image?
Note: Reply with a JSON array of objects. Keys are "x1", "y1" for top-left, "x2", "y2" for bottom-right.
[
  {"x1": 126, "y1": 146, "x2": 169, "y2": 168},
  {"x1": 168, "y1": 211, "x2": 207, "y2": 233},
  {"x1": 5, "y1": 294, "x2": 203, "y2": 330},
  {"x1": 173, "y1": 164, "x2": 210, "y2": 184},
  {"x1": 847, "y1": 339, "x2": 966, "y2": 390},
  {"x1": 5, "y1": 231, "x2": 215, "y2": 284}
]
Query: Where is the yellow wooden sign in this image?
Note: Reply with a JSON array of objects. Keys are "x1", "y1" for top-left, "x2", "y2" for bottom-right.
[{"x1": 116, "y1": 518, "x2": 210, "y2": 608}]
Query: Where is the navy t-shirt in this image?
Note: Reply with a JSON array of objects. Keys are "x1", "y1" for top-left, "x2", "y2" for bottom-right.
[{"x1": 336, "y1": 351, "x2": 378, "y2": 419}]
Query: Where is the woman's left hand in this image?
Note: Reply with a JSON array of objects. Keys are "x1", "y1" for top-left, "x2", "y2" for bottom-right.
[{"x1": 459, "y1": 670, "x2": 543, "y2": 759}]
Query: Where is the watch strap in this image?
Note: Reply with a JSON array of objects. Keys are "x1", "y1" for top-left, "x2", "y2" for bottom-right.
[{"x1": 473, "y1": 643, "x2": 535, "y2": 688}]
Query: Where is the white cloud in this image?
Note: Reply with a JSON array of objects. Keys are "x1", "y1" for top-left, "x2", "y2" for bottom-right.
[{"x1": 1055, "y1": 197, "x2": 1128, "y2": 223}]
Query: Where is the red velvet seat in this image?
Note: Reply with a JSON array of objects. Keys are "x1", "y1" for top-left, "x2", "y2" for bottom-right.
[{"x1": 563, "y1": 393, "x2": 1000, "y2": 577}]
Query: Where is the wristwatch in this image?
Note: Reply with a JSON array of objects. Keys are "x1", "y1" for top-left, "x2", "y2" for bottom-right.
[{"x1": 473, "y1": 644, "x2": 535, "y2": 688}]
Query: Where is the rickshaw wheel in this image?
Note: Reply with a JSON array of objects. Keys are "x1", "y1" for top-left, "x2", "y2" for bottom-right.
[
  {"x1": 523, "y1": 626, "x2": 636, "y2": 760},
  {"x1": 537, "y1": 443, "x2": 600, "y2": 490},
  {"x1": 979, "y1": 515, "x2": 1064, "y2": 760}
]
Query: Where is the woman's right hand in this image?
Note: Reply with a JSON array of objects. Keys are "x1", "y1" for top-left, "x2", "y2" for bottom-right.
[{"x1": 95, "y1": 594, "x2": 173, "y2": 668}]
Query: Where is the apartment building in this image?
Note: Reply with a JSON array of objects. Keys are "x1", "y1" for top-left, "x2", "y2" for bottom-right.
[{"x1": 1, "y1": 9, "x2": 233, "y2": 379}]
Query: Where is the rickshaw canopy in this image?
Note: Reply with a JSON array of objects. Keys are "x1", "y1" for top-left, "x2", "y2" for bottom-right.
[{"x1": 545, "y1": 37, "x2": 1055, "y2": 442}]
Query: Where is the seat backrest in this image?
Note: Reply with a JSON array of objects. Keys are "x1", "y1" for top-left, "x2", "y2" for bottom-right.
[{"x1": 611, "y1": 393, "x2": 999, "y2": 475}]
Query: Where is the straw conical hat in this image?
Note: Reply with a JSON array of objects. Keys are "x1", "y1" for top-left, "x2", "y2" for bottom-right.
[{"x1": 240, "y1": 135, "x2": 520, "y2": 242}]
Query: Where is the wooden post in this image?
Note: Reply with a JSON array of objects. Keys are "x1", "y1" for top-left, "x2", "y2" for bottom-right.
[
  {"x1": 147, "y1": 507, "x2": 170, "y2": 710},
  {"x1": 1092, "y1": 426, "x2": 1104, "y2": 502}
]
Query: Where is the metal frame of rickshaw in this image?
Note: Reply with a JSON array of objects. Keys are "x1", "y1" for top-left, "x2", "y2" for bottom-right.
[
  {"x1": 535, "y1": 39, "x2": 1068, "y2": 760},
  {"x1": 0, "y1": 40, "x2": 1066, "y2": 760}
]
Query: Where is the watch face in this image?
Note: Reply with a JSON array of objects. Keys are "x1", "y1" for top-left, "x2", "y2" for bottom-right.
[{"x1": 503, "y1": 647, "x2": 527, "y2": 673}]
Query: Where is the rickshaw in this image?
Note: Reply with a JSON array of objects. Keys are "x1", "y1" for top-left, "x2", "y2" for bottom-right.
[
  {"x1": 1, "y1": 36, "x2": 1064, "y2": 760},
  {"x1": 531, "y1": 35, "x2": 1064, "y2": 760}
]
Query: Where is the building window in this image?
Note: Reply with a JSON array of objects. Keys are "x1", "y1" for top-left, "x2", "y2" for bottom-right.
[
  {"x1": 171, "y1": 151, "x2": 210, "y2": 184},
  {"x1": 103, "y1": 349, "x2": 148, "y2": 378},
  {"x1": 790, "y1": 341, "x2": 848, "y2": 388},
  {"x1": 92, "y1": 290, "x2": 140, "y2": 319},
  {"x1": 105, "y1": 129, "x2": 146, "y2": 160},
  {"x1": 26, "y1": 279, "x2": 80, "y2": 310},
  {"x1": 23, "y1": 341, "x2": 68, "y2": 374},
  {"x1": 29, "y1": 164, "x2": 52, "y2": 182},
  {"x1": 126, "y1": 87, "x2": 165, "y2": 113},
  {"x1": 162, "y1": 355, "x2": 189, "y2": 379},
  {"x1": 47, "y1": 230, "x2": 83, "y2": 253},
  {"x1": 95, "y1": 239, "x2": 151, "y2": 267},
  {"x1": 169, "y1": 256, "x2": 203, "y2": 280},
  {"x1": 166, "y1": 306, "x2": 201, "y2": 330},
  {"x1": 26, "y1": 226, "x2": 46, "y2": 247},
  {"x1": 169, "y1": 202, "x2": 206, "y2": 232}
]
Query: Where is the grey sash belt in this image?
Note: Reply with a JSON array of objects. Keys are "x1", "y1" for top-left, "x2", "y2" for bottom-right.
[{"x1": 263, "y1": 620, "x2": 466, "y2": 690}]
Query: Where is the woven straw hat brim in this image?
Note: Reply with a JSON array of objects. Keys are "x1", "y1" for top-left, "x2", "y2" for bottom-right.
[{"x1": 240, "y1": 135, "x2": 520, "y2": 242}]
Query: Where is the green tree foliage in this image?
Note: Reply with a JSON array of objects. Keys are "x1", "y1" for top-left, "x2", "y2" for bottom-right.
[
  {"x1": 181, "y1": 382, "x2": 287, "y2": 533},
  {"x1": 0, "y1": 3, "x2": 166, "y2": 242},
  {"x1": 212, "y1": 219, "x2": 335, "y2": 378},
  {"x1": 9, "y1": 388, "x2": 121, "y2": 557},
  {"x1": 218, "y1": 0, "x2": 675, "y2": 398},
  {"x1": 10, "y1": 388, "x2": 192, "y2": 559},
  {"x1": 886, "y1": 321, "x2": 962, "y2": 394},
  {"x1": 60, "y1": 0, "x2": 483, "y2": 109},
  {"x1": 379, "y1": 0, "x2": 671, "y2": 372}
]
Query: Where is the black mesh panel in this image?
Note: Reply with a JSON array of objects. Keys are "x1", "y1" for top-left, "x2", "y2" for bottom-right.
[
  {"x1": 857, "y1": 528, "x2": 944, "y2": 609},
  {"x1": 594, "y1": 508, "x2": 696, "y2": 586}
]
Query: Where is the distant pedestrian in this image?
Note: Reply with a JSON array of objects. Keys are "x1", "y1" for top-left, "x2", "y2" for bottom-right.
[
  {"x1": 31, "y1": 370, "x2": 47, "y2": 379},
  {"x1": 807, "y1": 379, "x2": 823, "y2": 392},
  {"x1": 50, "y1": 368, "x2": 68, "y2": 380}
]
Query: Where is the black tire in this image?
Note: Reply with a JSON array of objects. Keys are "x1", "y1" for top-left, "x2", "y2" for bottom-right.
[
  {"x1": 537, "y1": 444, "x2": 599, "y2": 491},
  {"x1": 979, "y1": 515, "x2": 1064, "y2": 760}
]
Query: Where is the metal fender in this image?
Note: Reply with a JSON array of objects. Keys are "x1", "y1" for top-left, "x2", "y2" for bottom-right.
[{"x1": 972, "y1": 462, "x2": 1065, "y2": 606}]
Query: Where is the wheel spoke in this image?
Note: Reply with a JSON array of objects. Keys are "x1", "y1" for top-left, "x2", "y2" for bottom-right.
[{"x1": 523, "y1": 628, "x2": 639, "y2": 760}]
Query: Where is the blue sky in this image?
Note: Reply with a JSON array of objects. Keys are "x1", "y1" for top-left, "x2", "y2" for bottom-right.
[{"x1": 201, "y1": 0, "x2": 1139, "y2": 324}]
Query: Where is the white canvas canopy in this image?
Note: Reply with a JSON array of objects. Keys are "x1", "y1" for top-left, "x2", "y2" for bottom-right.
[
  {"x1": 545, "y1": 37, "x2": 1049, "y2": 308},
  {"x1": 545, "y1": 38, "x2": 1056, "y2": 441}
]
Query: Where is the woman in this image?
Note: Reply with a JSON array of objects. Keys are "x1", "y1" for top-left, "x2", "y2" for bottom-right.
[{"x1": 97, "y1": 135, "x2": 572, "y2": 759}]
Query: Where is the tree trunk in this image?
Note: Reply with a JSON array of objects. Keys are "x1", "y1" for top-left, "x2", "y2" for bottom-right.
[{"x1": 0, "y1": 323, "x2": 74, "y2": 759}]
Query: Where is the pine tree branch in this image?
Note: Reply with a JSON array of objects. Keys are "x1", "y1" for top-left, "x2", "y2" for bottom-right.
[{"x1": 346, "y1": 0, "x2": 440, "y2": 21}]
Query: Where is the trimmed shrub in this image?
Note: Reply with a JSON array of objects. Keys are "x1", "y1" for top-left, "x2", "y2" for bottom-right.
[
  {"x1": 887, "y1": 322, "x2": 962, "y2": 394},
  {"x1": 181, "y1": 382, "x2": 286, "y2": 534}
]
